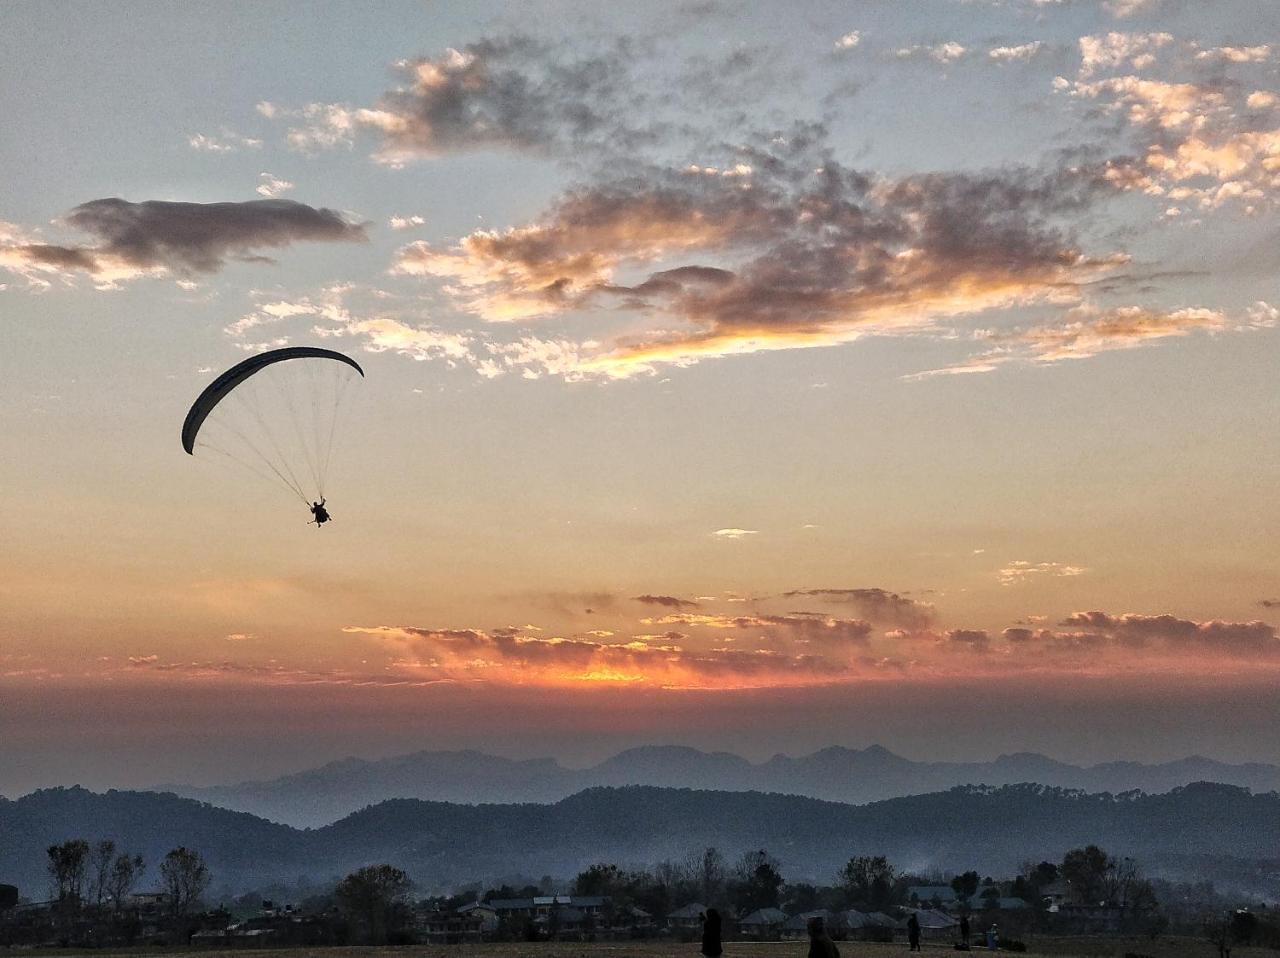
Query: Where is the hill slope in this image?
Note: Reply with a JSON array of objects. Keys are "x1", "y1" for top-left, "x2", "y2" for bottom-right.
[{"x1": 3, "y1": 782, "x2": 1277, "y2": 898}]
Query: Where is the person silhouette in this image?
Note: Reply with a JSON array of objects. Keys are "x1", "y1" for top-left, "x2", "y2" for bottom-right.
[
  {"x1": 960, "y1": 914, "x2": 971, "y2": 949},
  {"x1": 808, "y1": 916, "x2": 840, "y2": 958},
  {"x1": 908, "y1": 912, "x2": 921, "y2": 952},
  {"x1": 310, "y1": 497, "x2": 330, "y2": 527},
  {"x1": 701, "y1": 908, "x2": 723, "y2": 958}
]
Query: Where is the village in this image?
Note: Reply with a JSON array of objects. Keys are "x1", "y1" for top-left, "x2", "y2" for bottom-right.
[{"x1": 1, "y1": 841, "x2": 1270, "y2": 953}]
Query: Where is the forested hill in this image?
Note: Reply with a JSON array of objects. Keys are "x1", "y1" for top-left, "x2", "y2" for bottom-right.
[{"x1": 2, "y1": 782, "x2": 1277, "y2": 897}]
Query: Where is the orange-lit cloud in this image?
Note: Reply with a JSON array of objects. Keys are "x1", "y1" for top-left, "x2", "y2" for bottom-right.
[
  {"x1": 344, "y1": 624, "x2": 856, "y2": 688},
  {"x1": 387, "y1": 147, "x2": 1126, "y2": 379},
  {"x1": 909, "y1": 304, "x2": 1251, "y2": 378}
]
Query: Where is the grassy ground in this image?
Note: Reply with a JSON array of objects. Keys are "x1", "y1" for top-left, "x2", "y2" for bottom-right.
[{"x1": 32, "y1": 937, "x2": 1273, "y2": 958}]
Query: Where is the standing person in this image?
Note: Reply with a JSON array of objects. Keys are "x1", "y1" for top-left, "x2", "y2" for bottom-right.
[
  {"x1": 808, "y1": 916, "x2": 840, "y2": 958},
  {"x1": 701, "y1": 908, "x2": 723, "y2": 958},
  {"x1": 907, "y1": 913, "x2": 921, "y2": 952},
  {"x1": 986, "y1": 925, "x2": 999, "y2": 951},
  {"x1": 960, "y1": 914, "x2": 971, "y2": 949}
]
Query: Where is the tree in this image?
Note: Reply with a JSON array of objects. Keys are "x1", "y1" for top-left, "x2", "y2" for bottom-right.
[
  {"x1": 335, "y1": 864, "x2": 413, "y2": 945},
  {"x1": 106, "y1": 852, "x2": 146, "y2": 913},
  {"x1": 732, "y1": 849, "x2": 784, "y2": 913},
  {"x1": 951, "y1": 871, "x2": 981, "y2": 903},
  {"x1": 839, "y1": 855, "x2": 898, "y2": 911},
  {"x1": 687, "y1": 847, "x2": 726, "y2": 905},
  {"x1": 574, "y1": 863, "x2": 624, "y2": 897},
  {"x1": 783, "y1": 882, "x2": 824, "y2": 913},
  {"x1": 89, "y1": 840, "x2": 116, "y2": 908},
  {"x1": 46, "y1": 839, "x2": 90, "y2": 903},
  {"x1": 1061, "y1": 845, "x2": 1111, "y2": 904},
  {"x1": 159, "y1": 847, "x2": 210, "y2": 919}
]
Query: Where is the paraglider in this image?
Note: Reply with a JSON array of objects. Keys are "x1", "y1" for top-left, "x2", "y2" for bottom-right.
[
  {"x1": 182, "y1": 347, "x2": 364, "y2": 524},
  {"x1": 310, "y1": 497, "x2": 331, "y2": 527}
]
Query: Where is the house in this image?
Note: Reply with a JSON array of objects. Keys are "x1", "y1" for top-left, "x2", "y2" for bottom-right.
[
  {"x1": 964, "y1": 896, "x2": 1029, "y2": 912},
  {"x1": 739, "y1": 907, "x2": 788, "y2": 940},
  {"x1": 783, "y1": 909, "x2": 846, "y2": 940},
  {"x1": 618, "y1": 905, "x2": 655, "y2": 935},
  {"x1": 904, "y1": 908, "x2": 960, "y2": 940},
  {"x1": 1057, "y1": 902, "x2": 1125, "y2": 934},
  {"x1": 457, "y1": 902, "x2": 500, "y2": 933},
  {"x1": 840, "y1": 909, "x2": 896, "y2": 942},
  {"x1": 419, "y1": 909, "x2": 484, "y2": 943},
  {"x1": 1041, "y1": 881, "x2": 1070, "y2": 912},
  {"x1": 667, "y1": 902, "x2": 708, "y2": 931}
]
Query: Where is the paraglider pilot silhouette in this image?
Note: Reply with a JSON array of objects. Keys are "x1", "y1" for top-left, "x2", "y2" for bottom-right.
[
  {"x1": 310, "y1": 497, "x2": 330, "y2": 527},
  {"x1": 181, "y1": 347, "x2": 364, "y2": 526}
]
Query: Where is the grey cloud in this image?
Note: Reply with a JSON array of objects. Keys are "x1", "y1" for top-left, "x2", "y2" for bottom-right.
[
  {"x1": 783, "y1": 588, "x2": 936, "y2": 629},
  {"x1": 633, "y1": 594, "x2": 701, "y2": 610},
  {"x1": 4, "y1": 198, "x2": 366, "y2": 278}
]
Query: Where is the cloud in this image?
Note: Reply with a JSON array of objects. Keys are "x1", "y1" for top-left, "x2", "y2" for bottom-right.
[
  {"x1": 125, "y1": 656, "x2": 442, "y2": 687},
  {"x1": 1103, "y1": 0, "x2": 1162, "y2": 16},
  {"x1": 1060, "y1": 36, "x2": 1280, "y2": 212},
  {"x1": 946, "y1": 628, "x2": 991, "y2": 650},
  {"x1": 1054, "y1": 611, "x2": 1279, "y2": 655},
  {"x1": 633, "y1": 594, "x2": 701, "y2": 610},
  {"x1": 256, "y1": 173, "x2": 295, "y2": 198},
  {"x1": 0, "y1": 199, "x2": 367, "y2": 285},
  {"x1": 909, "y1": 304, "x2": 1239, "y2": 378},
  {"x1": 278, "y1": 37, "x2": 646, "y2": 164},
  {"x1": 389, "y1": 214, "x2": 426, "y2": 230},
  {"x1": 894, "y1": 42, "x2": 969, "y2": 64},
  {"x1": 835, "y1": 31, "x2": 861, "y2": 51},
  {"x1": 782, "y1": 588, "x2": 936, "y2": 628},
  {"x1": 989, "y1": 42, "x2": 1045, "y2": 63},
  {"x1": 713, "y1": 528, "x2": 758, "y2": 539},
  {"x1": 640, "y1": 612, "x2": 875, "y2": 644},
  {"x1": 999, "y1": 560, "x2": 1088, "y2": 585},
  {"x1": 187, "y1": 130, "x2": 263, "y2": 153},
  {"x1": 1194, "y1": 45, "x2": 1271, "y2": 65},
  {"x1": 346, "y1": 623, "x2": 854, "y2": 687},
  {"x1": 392, "y1": 136, "x2": 1126, "y2": 378},
  {"x1": 1077, "y1": 32, "x2": 1173, "y2": 78}
]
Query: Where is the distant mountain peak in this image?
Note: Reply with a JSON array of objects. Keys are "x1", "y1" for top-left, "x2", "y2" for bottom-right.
[{"x1": 142, "y1": 743, "x2": 1280, "y2": 829}]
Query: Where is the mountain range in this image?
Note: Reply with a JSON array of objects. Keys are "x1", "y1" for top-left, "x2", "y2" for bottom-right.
[
  {"x1": 3, "y1": 782, "x2": 1277, "y2": 899},
  {"x1": 152, "y1": 744, "x2": 1280, "y2": 827}
]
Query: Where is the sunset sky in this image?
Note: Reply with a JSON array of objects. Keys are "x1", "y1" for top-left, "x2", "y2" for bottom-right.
[{"x1": 3, "y1": 0, "x2": 1280, "y2": 796}]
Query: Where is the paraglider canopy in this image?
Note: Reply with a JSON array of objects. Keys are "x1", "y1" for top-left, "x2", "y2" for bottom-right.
[
  {"x1": 182, "y1": 346, "x2": 365, "y2": 509},
  {"x1": 182, "y1": 346, "x2": 364, "y2": 454}
]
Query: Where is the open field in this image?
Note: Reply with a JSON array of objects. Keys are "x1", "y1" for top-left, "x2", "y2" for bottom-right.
[{"x1": 36, "y1": 938, "x2": 1275, "y2": 958}]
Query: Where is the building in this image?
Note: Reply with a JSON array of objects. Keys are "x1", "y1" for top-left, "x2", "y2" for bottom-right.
[
  {"x1": 457, "y1": 902, "x2": 499, "y2": 933},
  {"x1": 419, "y1": 909, "x2": 484, "y2": 943},
  {"x1": 843, "y1": 909, "x2": 897, "y2": 941},
  {"x1": 666, "y1": 902, "x2": 708, "y2": 932},
  {"x1": 903, "y1": 908, "x2": 960, "y2": 940},
  {"x1": 739, "y1": 907, "x2": 788, "y2": 940}
]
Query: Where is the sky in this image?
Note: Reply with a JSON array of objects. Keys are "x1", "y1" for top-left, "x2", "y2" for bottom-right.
[{"x1": 3, "y1": 0, "x2": 1280, "y2": 796}]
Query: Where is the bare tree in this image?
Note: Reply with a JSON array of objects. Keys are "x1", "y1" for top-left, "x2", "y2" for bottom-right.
[
  {"x1": 106, "y1": 852, "x2": 146, "y2": 912},
  {"x1": 159, "y1": 847, "x2": 210, "y2": 919},
  {"x1": 89, "y1": 840, "x2": 116, "y2": 908},
  {"x1": 686, "y1": 847, "x2": 726, "y2": 905}
]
